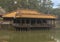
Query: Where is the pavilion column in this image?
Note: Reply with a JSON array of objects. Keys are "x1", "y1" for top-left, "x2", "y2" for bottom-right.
[
  {"x1": 51, "y1": 20, "x2": 54, "y2": 25},
  {"x1": 20, "y1": 19, "x2": 21, "y2": 25},
  {"x1": 48, "y1": 20, "x2": 52, "y2": 25},
  {"x1": 25, "y1": 19, "x2": 26, "y2": 24},
  {"x1": 53, "y1": 20, "x2": 55, "y2": 27},
  {"x1": 41, "y1": 20, "x2": 43, "y2": 25},
  {"x1": 30, "y1": 19, "x2": 31, "y2": 25},
  {"x1": 35, "y1": 19, "x2": 37, "y2": 25},
  {"x1": 50, "y1": 20, "x2": 52, "y2": 27},
  {"x1": 50, "y1": 20, "x2": 53, "y2": 27},
  {"x1": 51, "y1": 20, "x2": 55, "y2": 27}
]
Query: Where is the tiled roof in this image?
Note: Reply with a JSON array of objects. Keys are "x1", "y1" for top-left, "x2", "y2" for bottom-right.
[{"x1": 2, "y1": 9, "x2": 56, "y2": 19}]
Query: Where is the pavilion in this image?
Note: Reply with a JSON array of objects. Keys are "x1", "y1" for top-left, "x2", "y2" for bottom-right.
[{"x1": 2, "y1": 9, "x2": 56, "y2": 30}]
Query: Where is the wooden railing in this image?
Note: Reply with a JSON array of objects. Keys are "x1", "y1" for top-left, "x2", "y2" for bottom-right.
[{"x1": 12, "y1": 23, "x2": 54, "y2": 28}]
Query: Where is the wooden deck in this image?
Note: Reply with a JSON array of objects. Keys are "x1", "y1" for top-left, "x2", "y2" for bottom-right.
[{"x1": 12, "y1": 23, "x2": 54, "y2": 28}]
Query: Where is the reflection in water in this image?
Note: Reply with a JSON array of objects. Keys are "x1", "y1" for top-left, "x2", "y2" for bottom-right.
[
  {"x1": 54, "y1": 28, "x2": 60, "y2": 42},
  {"x1": 55, "y1": 39, "x2": 59, "y2": 42},
  {"x1": 51, "y1": 36, "x2": 54, "y2": 39},
  {"x1": 0, "y1": 27, "x2": 58, "y2": 42},
  {"x1": 16, "y1": 27, "x2": 57, "y2": 42},
  {"x1": 51, "y1": 36, "x2": 60, "y2": 42},
  {"x1": 37, "y1": 27, "x2": 60, "y2": 42}
]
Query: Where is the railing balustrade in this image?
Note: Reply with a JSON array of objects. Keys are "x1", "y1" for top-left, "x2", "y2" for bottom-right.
[{"x1": 12, "y1": 23, "x2": 54, "y2": 28}]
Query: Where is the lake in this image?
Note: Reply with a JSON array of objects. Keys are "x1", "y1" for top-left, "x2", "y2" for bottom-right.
[
  {"x1": 54, "y1": 28, "x2": 60, "y2": 42},
  {"x1": 0, "y1": 29, "x2": 57, "y2": 42}
]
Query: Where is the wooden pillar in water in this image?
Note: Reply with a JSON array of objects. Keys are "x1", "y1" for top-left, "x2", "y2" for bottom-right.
[
  {"x1": 20, "y1": 19, "x2": 22, "y2": 31},
  {"x1": 27, "y1": 19, "x2": 30, "y2": 31},
  {"x1": 28, "y1": 19, "x2": 31, "y2": 31}
]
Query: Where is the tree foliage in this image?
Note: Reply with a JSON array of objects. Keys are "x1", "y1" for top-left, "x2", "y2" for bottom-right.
[{"x1": 0, "y1": 0, "x2": 53, "y2": 13}]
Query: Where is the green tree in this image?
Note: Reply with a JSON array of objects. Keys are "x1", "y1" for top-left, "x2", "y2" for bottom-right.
[
  {"x1": 0, "y1": 0, "x2": 53, "y2": 13},
  {"x1": 0, "y1": 0, "x2": 21, "y2": 12},
  {"x1": 38, "y1": 0, "x2": 53, "y2": 14}
]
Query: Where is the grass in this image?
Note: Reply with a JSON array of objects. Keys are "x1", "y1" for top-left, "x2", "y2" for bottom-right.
[{"x1": 0, "y1": 30, "x2": 55, "y2": 42}]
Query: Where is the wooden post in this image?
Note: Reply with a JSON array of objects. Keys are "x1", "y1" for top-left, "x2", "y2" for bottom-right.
[
  {"x1": 54, "y1": 20, "x2": 55, "y2": 27},
  {"x1": 29, "y1": 19, "x2": 31, "y2": 27},
  {"x1": 51, "y1": 20, "x2": 55, "y2": 27},
  {"x1": 20, "y1": 19, "x2": 22, "y2": 25},
  {"x1": 30, "y1": 19, "x2": 31, "y2": 25},
  {"x1": 25, "y1": 19, "x2": 26, "y2": 24},
  {"x1": 20, "y1": 19, "x2": 22, "y2": 32},
  {"x1": 51, "y1": 20, "x2": 54, "y2": 25},
  {"x1": 41, "y1": 20, "x2": 43, "y2": 26},
  {"x1": 35, "y1": 19, "x2": 37, "y2": 25},
  {"x1": 50, "y1": 20, "x2": 52, "y2": 28},
  {"x1": 49, "y1": 20, "x2": 52, "y2": 27},
  {"x1": 27, "y1": 19, "x2": 31, "y2": 31}
]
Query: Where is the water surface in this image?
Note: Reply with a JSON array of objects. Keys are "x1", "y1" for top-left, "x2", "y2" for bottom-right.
[{"x1": 0, "y1": 29, "x2": 56, "y2": 42}]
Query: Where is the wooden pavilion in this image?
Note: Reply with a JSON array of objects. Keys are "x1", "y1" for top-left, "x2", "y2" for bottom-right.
[{"x1": 2, "y1": 9, "x2": 56, "y2": 30}]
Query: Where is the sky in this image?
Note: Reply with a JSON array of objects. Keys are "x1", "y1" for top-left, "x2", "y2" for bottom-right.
[{"x1": 52, "y1": 0, "x2": 60, "y2": 8}]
